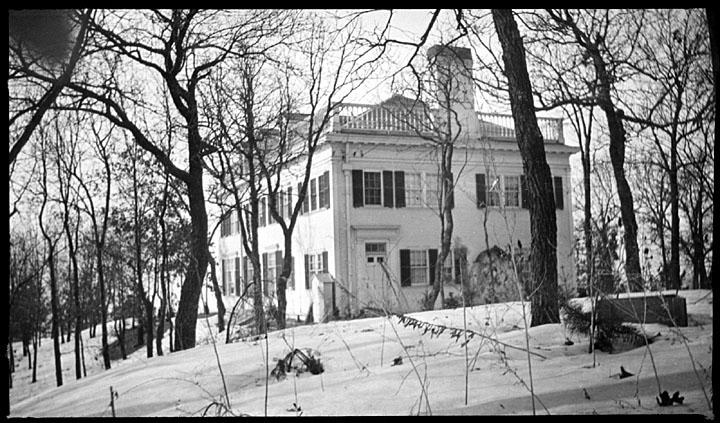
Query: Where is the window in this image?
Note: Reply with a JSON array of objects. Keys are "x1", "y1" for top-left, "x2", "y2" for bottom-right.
[
  {"x1": 318, "y1": 171, "x2": 330, "y2": 209},
  {"x1": 425, "y1": 173, "x2": 438, "y2": 208},
  {"x1": 259, "y1": 197, "x2": 266, "y2": 227},
  {"x1": 505, "y1": 176, "x2": 520, "y2": 207},
  {"x1": 262, "y1": 251, "x2": 283, "y2": 297},
  {"x1": 409, "y1": 250, "x2": 428, "y2": 285},
  {"x1": 365, "y1": 242, "x2": 387, "y2": 263},
  {"x1": 364, "y1": 172, "x2": 382, "y2": 205},
  {"x1": 405, "y1": 173, "x2": 423, "y2": 207},
  {"x1": 487, "y1": 174, "x2": 501, "y2": 207},
  {"x1": 304, "y1": 251, "x2": 328, "y2": 289},
  {"x1": 220, "y1": 213, "x2": 232, "y2": 237},
  {"x1": 278, "y1": 190, "x2": 285, "y2": 220},
  {"x1": 224, "y1": 258, "x2": 233, "y2": 295},
  {"x1": 310, "y1": 178, "x2": 318, "y2": 211}
]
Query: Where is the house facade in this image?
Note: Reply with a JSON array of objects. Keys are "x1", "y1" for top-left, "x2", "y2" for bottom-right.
[{"x1": 215, "y1": 46, "x2": 578, "y2": 321}]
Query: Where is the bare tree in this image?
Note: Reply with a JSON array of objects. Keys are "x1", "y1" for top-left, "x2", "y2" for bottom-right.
[
  {"x1": 36, "y1": 127, "x2": 64, "y2": 386},
  {"x1": 492, "y1": 9, "x2": 560, "y2": 325},
  {"x1": 53, "y1": 113, "x2": 85, "y2": 379},
  {"x1": 25, "y1": 10, "x2": 294, "y2": 350},
  {"x1": 544, "y1": 9, "x2": 644, "y2": 291},
  {"x1": 72, "y1": 118, "x2": 114, "y2": 370}
]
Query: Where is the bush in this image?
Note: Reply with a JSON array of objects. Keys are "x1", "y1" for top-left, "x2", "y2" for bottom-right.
[{"x1": 562, "y1": 299, "x2": 643, "y2": 353}]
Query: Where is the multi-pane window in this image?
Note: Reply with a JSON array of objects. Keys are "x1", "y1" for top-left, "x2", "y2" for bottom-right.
[
  {"x1": 224, "y1": 258, "x2": 233, "y2": 295},
  {"x1": 310, "y1": 178, "x2": 318, "y2": 211},
  {"x1": 318, "y1": 171, "x2": 330, "y2": 208},
  {"x1": 425, "y1": 173, "x2": 439, "y2": 208},
  {"x1": 365, "y1": 242, "x2": 387, "y2": 263},
  {"x1": 258, "y1": 197, "x2": 266, "y2": 227},
  {"x1": 505, "y1": 176, "x2": 520, "y2": 207},
  {"x1": 405, "y1": 173, "x2": 423, "y2": 207},
  {"x1": 363, "y1": 172, "x2": 382, "y2": 205},
  {"x1": 409, "y1": 250, "x2": 428, "y2": 285},
  {"x1": 220, "y1": 213, "x2": 232, "y2": 237},
  {"x1": 487, "y1": 174, "x2": 501, "y2": 207}
]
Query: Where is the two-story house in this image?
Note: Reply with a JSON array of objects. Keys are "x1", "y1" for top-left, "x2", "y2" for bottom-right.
[{"x1": 216, "y1": 45, "x2": 578, "y2": 321}]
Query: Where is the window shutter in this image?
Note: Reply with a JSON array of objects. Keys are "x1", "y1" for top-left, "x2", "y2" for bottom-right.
[
  {"x1": 394, "y1": 171, "x2": 405, "y2": 208},
  {"x1": 322, "y1": 251, "x2": 328, "y2": 273},
  {"x1": 400, "y1": 249, "x2": 411, "y2": 287},
  {"x1": 383, "y1": 170, "x2": 394, "y2": 208},
  {"x1": 287, "y1": 186, "x2": 293, "y2": 217},
  {"x1": 234, "y1": 257, "x2": 241, "y2": 295},
  {"x1": 297, "y1": 183, "x2": 304, "y2": 214},
  {"x1": 453, "y1": 249, "x2": 464, "y2": 284},
  {"x1": 310, "y1": 178, "x2": 317, "y2": 211},
  {"x1": 554, "y1": 176, "x2": 564, "y2": 210},
  {"x1": 428, "y1": 249, "x2": 438, "y2": 286},
  {"x1": 275, "y1": 251, "x2": 284, "y2": 286},
  {"x1": 221, "y1": 260, "x2": 226, "y2": 295},
  {"x1": 352, "y1": 170, "x2": 364, "y2": 207},
  {"x1": 289, "y1": 256, "x2": 295, "y2": 290},
  {"x1": 448, "y1": 173, "x2": 455, "y2": 209},
  {"x1": 476, "y1": 174, "x2": 486, "y2": 208},
  {"x1": 321, "y1": 171, "x2": 330, "y2": 208},
  {"x1": 521, "y1": 174, "x2": 530, "y2": 209},
  {"x1": 243, "y1": 257, "x2": 248, "y2": 290},
  {"x1": 262, "y1": 253, "x2": 269, "y2": 295},
  {"x1": 304, "y1": 254, "x2": 311, "y2": 289},
  {"x1": 259, "y1": 197, "x2": 266, "y2": 227}
]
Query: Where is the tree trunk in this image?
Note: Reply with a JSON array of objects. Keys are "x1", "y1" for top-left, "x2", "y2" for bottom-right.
[
  {"x1": 587, "y1": 45, "x2": 643, "y2": 292},
  {"x1": 48, "y1": 247, "x2": 63, "y2": 386},
  {"x1": 31, "y1": 333, "x2": 38, "y2": 384},
  {"x1": 174, "y1": 172, "x2": 209, "y2": 351},
  {"x1": 492, "y1": 9, "x2": 560, "y2": 326},
  {"x1": 207, "y1": 252, "x2": 226, "y2": 332},
  {"x1": 97, "y1": 249, "x2": 111, "y2": 370}
]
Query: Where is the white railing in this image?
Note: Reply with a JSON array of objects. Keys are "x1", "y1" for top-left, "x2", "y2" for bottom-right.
[
  {"x1": 327, "y1": 103, "x2": 564, "y2": 143},
  {"x1": 477, "y1": 112, "x2": 563, "y2": 143},
  {"x1": 333, "y1": 103, "x2": 430, "y2": 133}
]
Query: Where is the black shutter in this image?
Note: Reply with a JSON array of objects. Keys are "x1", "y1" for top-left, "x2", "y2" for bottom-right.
[
  {"x1": 275, "y1": 251, "x2": 284, "y2": 285},
  {"x1": 310, "y1": 178, "x2": 317, "y2": 211},
  {"x1": 289, "y1": 256, "x2": 295, "y2": 290},
  {"x1": 394, "y1": 171, "x2": 405, "y2": 208},
  {"x1": 428, "y1": 249, "x2": 438, "y2": 286},
  {"x1": 383, "y1": 170, "x2": 394, "y2": 208},
  {"x1": 476, "y1": 174, "x2": 486, "y2": 208},
  {"x1": 453, "y1": 249, "x2": 464, "y2": 284},
  {"x1": 243, "y1": 257, "x2": 249, "y2": 291},
  {"x1": 304, "y1": 254, "x2": 311, "y2": 289},
  {"x1": 287, "y1": 186, "x2": 293, "y2": 217},
  {"x1": 400, "y1": 249, "x2": 411, "y2": 287},
  {"x1": 323, "y1": 171, "x2": 331, "y2": 208},
  {"x1": 352, "y1": 170, "x2": 364, "y2": 207},
  {"x1": 262, "y1": 253, "x2": 268, "y2": 295},
  {"x1": 235, "y1": 257, "x2": 241, "y2": 294},
  {"x1": 448, "y1": 172, "x2": 455, "y2": 209},
  {"x1": 554, "y1": 176, "x2": 564, "y2": 210},
  {"x1": 221, "y1": 259, "x2": 226, "y2": 295},
  {"x1": 322, "y1": 251, "x2": 328, "y2": 273},
  {"x1": 521, "y1": 174, "x2": 530, "y2": 209},
  {"x1": 297, "y1": 183, "x2": 304, "y2": 214}
]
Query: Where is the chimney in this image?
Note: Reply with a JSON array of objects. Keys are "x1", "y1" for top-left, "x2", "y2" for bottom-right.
[{"x1": 427, "y1": 45, "x2": 478, "y2": 138}]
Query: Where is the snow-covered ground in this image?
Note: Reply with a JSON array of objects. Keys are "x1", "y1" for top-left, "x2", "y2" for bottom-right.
[{"x1": 9, "y1": 290, "x2": 713, "y2": 417}]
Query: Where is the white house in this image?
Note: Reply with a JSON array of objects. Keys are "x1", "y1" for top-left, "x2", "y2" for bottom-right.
[{"x1": 215, "y1": 46, "x2": 578, "y2": 321}]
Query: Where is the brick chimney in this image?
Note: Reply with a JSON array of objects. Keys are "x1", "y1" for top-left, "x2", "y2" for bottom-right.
[{"x1": 427, "y1": 45, "x2": 478, "y2": 139}]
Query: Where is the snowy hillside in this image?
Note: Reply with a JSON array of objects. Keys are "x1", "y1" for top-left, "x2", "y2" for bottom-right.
[{"x1": 9, "y1": 290, "x2": 713, "y2": 417}]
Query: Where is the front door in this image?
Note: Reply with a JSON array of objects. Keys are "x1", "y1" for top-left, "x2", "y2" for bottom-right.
[{"x1": 360, "y1": 242, "x2": 393, "y2": 312}]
